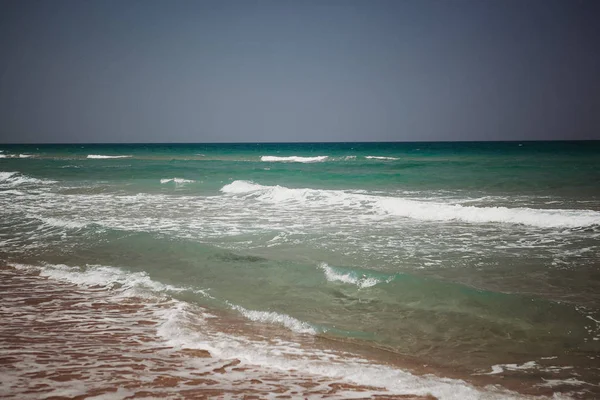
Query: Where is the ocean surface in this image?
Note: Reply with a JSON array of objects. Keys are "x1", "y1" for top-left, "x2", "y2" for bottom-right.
[{"x1": 1, "y1": 142, "x2": 599, "y2": 399}]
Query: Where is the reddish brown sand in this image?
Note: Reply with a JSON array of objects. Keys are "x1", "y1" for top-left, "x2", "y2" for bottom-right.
[{"x1": 0, "y1": 266, "x2": 435, "y2": 399}]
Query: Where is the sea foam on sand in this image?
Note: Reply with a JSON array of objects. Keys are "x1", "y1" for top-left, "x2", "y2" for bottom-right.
[{"x1": 0, "y1": 264, "x2": 526, "y2": 400}]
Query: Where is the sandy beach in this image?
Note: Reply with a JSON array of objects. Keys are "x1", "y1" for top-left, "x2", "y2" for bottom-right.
[{"x1": 0, "y1": 265, "x2": 435, "y2": 399}]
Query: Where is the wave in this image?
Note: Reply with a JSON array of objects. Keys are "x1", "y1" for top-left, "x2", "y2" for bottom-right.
[
  {"x1": 9, "y1": 263, "x2": 203, "y2": 297},
  {"x1": 365, "y1": 156, "x2": 399, "y2": 160},
  {"x1": 19, "y1": 154, "x2": 33, "y2": 158},
  {"x1": 228, "y1": 303, "x2": 317, "y2": 334},
  {"x1": 319, "y1": 263, "x2": 393, "y2": 288},
  {"x1": 87, "y1": 155, "x2": 132, "y2": 159},
  {"x1": 160, "y1": 306, "x2": 517, "y2": 400},
  {"x1": 221, "y1": 180, "x2": 600, "y2": 228},
  {"x1": 160, "y1": 177, "x2": 195, "y2": 184},
  {"x1": 260, "y1": 155, "x2": 328, "y2": 163},
  {"x1": 0, "y1": 171, "x2": 56, "y2": 186}
]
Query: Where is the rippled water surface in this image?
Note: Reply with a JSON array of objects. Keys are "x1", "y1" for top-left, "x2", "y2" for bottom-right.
[{"x1": 1, "y1": 142, "x2": 599, "y2": 399}]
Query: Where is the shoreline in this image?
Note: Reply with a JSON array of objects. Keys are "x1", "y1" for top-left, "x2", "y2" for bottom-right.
[{"x1": 0, "y1": 265, "x2": 436, "y2": 399}]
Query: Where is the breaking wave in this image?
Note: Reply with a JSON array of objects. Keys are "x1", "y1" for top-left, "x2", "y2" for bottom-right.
[
  {"x1": 160, "y1": 178, "x2": 195, "y2": 184},
  {"x1": 261, "y1": 155, "x2": 328, "y2": 163},
  {"x1": 0, "y1": 171, "x2": 57, "y2": 186},
  {"x1": 87, "y1": 155, "x2": 132, "y2": 159},
  {"x1": 221, "y1": 180, "x2": 600, "y2": 228},
  {"x1": 365, "y1": 156, "x2": 399, "y2": 160},
  {"x1": 318, "y1": 263, "x2": 393, "y2": 288},
  {"x1": 228, "y1": 303, "x2": 317, "y2": 334}
]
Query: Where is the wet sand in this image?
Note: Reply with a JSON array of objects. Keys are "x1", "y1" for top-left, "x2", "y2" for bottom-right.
[{"x1": 0, "y1": 266, "x2": 433, "y2": 399}]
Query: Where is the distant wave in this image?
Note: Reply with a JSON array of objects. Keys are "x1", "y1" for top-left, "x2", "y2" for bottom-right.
[
  {"x1": 160, "y1": 178, "x2": 195, "y2": 184},
  {"x1": 221, "y1": 180, "x2": 600, "y2": 228},
  {"x1": 260, "y1": 155, "x2": 328, "y2": 163},
  {"x1": 0, "y1": 153, "x2": 34, "y2": 158},
  {"x1": 319, "y1": 263, "x2": 393, "y2": 288},
  {"x1": 365, "y1": 156, "x2": 399, "y2": 160},
  {"x1": 87, "y1": 155, "x2": 132, "y2": 159}
]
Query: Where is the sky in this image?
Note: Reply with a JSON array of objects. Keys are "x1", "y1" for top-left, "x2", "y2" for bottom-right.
[{"x1": 0, "y1": 0, "x2": 599, "y2": 143}]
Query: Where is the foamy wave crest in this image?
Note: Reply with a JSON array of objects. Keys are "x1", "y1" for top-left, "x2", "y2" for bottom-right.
[
  {"x1": 87, "y1": 155, "x2": 132, "y2": 159},
  {"x1": 261, "y1": 155, "x2": 328, "y2": 163},
  {"x1": 319, "y1": 263, "x2": 391, "y2": 288},
  {"x1": 0, "y1": 171, "x2": 56, "y2": 186},
  {"x1": 19, "y1": 154, "x2": 33, "y2": 158},
  {"x1": 220, "y1": 181, "x2": 600, "y2": 228},
  {"x1": 160, "y1": 178, "x2": 195, "y2": 184},
  {"x1": 377, "y1": 198, "x2": 600, "y2": 228},
  {"x1": 229, "y1": 303, "x2": 316, "y2": 334},
  {"x1": 365, "y1": 156, "x2": 399, "y2": 160},
  {"x1": 0, "y1": 171, "x2": 18, "y2": 181},
  {"x1": 10, "y1": 263, "x2": 193, "y2": 296}
]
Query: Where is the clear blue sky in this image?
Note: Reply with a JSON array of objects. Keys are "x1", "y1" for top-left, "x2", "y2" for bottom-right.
[{"x1": 1, "y1": 0, "x2": 599, "y2": 143}]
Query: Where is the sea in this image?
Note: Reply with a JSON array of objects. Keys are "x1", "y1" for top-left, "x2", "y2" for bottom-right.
[{"x1": 0, "y1": 141, "x2": 599, "y2": 399}]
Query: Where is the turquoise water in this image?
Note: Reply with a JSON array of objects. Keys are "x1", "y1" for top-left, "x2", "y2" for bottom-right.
[{"x1": 1, "y1": 142, "x2": 599, "y2": 398}]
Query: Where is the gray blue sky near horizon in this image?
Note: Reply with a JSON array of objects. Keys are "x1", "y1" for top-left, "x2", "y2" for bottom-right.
[{"x1": 0, "y1": 0, "x2": 599, "y2": 143}]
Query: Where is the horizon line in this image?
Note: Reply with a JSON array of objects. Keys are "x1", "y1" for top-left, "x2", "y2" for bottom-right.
[{"x1": 1, "y1": 139, "x2": 599, "y2": 145}]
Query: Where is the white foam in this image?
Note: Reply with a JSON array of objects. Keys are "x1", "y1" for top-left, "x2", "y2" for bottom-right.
[
  {"x1": 160, "y1": 177, "x2": 195, "y2": 184},
  {"x1": 228, "y1": 303, "x2": 317, "y2": 334},
  {"x1": 537, "y1": 378, "x2": 592, "y2": 388},
  {"x1": 19, "y1": 154, "x2": 33, "y2": 158},
  {"x1": 158, "y1": 305, "x2": 521, "y2": 399},
  {"x1": 36, "y1": 216, "x2": 88, "y2": 229},
  {"x1": 365, "y1": 156, "x2": 399, "y2": 160},
  {"x1": 0, "y1": 154, "x2": 6, "y2": 158},
  {"x1": 221, "y1": 180, "x2": 269, "y2": 194},
  {"x1": 86, "y1": 155, "x2": 132, "y2": 159},
  {"x1": 318, "y1": 263, "x2": 388, "y2": 288},
  {"x1": 377, "y1": 197, "x2": 600, "y2": 228},
  {"x1": 482, "y1": 361, "x2": 538, "y2": 375},
  {"x1": 9, "y1": 263, "x2": 194, "y2": 297},
  {"x1": 0, "y1": 171, "x2": 18, "y2": 181},
  {"x1": 220, "y1": 180, "x2": 600, "y2": 228},
  {"x1": 260, "y1": 155, "x2": 328, "y2": 163},
  {"x1": 0, "y1": 171, "x2": 56, "y2": 186}
]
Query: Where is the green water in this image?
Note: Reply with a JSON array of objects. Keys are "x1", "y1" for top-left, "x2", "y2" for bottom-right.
[{"x1": 1, "y1": 141, "x2": 599, "y2": 397}]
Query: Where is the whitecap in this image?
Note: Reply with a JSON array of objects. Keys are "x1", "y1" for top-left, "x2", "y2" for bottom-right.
[
  {"x1": 260, "y1": 155, "x2": 328, "y2": 163},
  {"x1": 220, "y1": 180, "x2": 600, "y2": 228},
  {"x1": 86, "y1": 155, "x2": 132, "y2": 159},
  {"x1": 318, "y1": 263, "x2": 389, "y2": 288},
  {"x1": 0, "y1": 171, "x2": 56, "y2": 186},
  {"x1": 160, "y1": 177, "x2": 195, "y2": 184}
]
